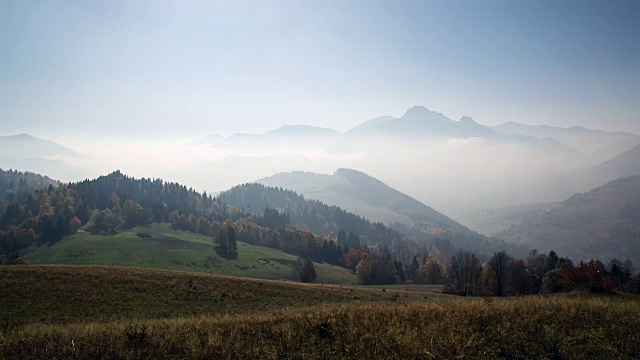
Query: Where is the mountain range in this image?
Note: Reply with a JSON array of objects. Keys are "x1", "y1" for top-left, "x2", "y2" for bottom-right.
[
  {"x1": 188, "y1": 125, "x2": 342, "y2": 153},
  {"x1": 492, "y1": 122, "x2": 640, "y2": 164},
  {"x1": 4, "y1": 105, "x2": 640, "y2": 221},
  {"x1": 0, "y1": 134, "x2": 77, "y2": 159},
  {"x1": 0, "y1": 134, "x2": 89, "y2": 182}
]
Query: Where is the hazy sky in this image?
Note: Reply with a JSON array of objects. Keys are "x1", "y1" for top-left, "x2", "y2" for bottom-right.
[{"x1": 1, "y1": 0, "x2": 638, "y2": 140}]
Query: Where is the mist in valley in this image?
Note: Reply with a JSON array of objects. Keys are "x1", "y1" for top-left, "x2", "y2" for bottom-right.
[{"x1": 2, "y1": 0, "x2": 640, "y2": 287}]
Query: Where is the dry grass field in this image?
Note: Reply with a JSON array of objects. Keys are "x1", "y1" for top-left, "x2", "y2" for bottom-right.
[{"x1": 2, "y1": 265, "x2": 639, "y2": 359}]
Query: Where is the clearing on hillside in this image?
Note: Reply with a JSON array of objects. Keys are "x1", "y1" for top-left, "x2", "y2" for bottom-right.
[{"x1": 24, "y1": 223, "x2": 356, "y2": 284}]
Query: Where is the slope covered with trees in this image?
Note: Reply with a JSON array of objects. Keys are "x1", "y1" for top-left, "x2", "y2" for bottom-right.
[
  {"x1": 498, "y1": 176, "x2": 640, "y2": 265},
  {"x1": 220, "y1": 181, "x2": 527, "y2": 259},
  {"x1": 0, "y1": 168, "x2": 60, "y2": 203}
]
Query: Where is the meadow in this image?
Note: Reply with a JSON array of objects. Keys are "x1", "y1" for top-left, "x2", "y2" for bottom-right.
[
  {"x1": 24, "y1": 224, "x2": 356, "y2": 284},
  {"x1": 2, "y1": 265, "x2": 639, "y2": 359}
]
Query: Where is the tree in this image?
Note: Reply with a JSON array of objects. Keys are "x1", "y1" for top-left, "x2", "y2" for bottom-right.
[
  {"x1": 347, "y1": 232, "x2": 361, "y2": 249},
  {"x1": 196, "y1": 216, "x2": 211, "y2": 236},
  {"x1": 545, "y1": 250, "x2": 559, "y2": 273},
  {"x1": 298, "y1": 257, "x2": 317, "y2": 283},
  {"x1": 444, "y1": 251, "x2": 482, "y2": 296},
  {"x1": 69, "y1": 216, "x2": 82, "y2": 232},
  {"x1": 122, "y1": 199, "x2": 149, "y2": 229},
  {"x1": 424, "y1": 258, "x2": 444, "y2": 285},
  {"x1": 487, "y1": 251, "x2": 511, "y2": 296},
  {"x1": 215, "y1": 220, "x2": 237, "y2": 256},
  {"x1": 355, "y1": 253, "x2": 373, "y2": 285},
  {"x1": 89, "y1": 208, "x2": 122, "y2": 235},
  {"x1": 337, "y1": 230, "x2": 347, "y2": 245}
]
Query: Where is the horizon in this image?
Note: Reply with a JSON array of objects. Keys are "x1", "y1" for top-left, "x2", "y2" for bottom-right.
[
  {"x1": 2, "y1": 104, "x2": 639, "y2": 144},
  {"x1": 2, "y1": 1, "x2": 639, "y2": 140}
]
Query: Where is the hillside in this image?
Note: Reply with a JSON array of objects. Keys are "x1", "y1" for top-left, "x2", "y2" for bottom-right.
[
  {"x1": 218, "y1": 182, "x2": 403, "y2": 247},
  {"x1": 24, "y1": 223, "x2": 356, "y2": 284},
  {"x1": 220, "y1": 179, "x2": 528, "y2": 258},
  {"x1": 585, "y1": 144, "x2": 640, "y2": 187},
  {"x1": 498, "y1": 176, "x2": 640, "y2": 264},
  {"x1": 0, "y1": 168, "x2": 60, "y2": 202},
  {"x1": 258, "y1": 169, "x2": 466, "y2": 231}
]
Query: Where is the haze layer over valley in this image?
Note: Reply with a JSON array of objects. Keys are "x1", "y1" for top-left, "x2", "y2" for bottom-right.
[{"x1": 4, "y1": 105, "x2": 639, "y2": 224}]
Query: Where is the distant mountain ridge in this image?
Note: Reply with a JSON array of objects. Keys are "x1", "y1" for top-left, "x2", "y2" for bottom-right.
[
  {"x1": 341, "y1": 106, "x2": 494, "y2": 139},
  {"x1": 492, "y1": 122, "x2": 640, "y2": 163},
  {"x1": 328, "y1": 106, "x2": 582, "y2": 160},
  {"x1": 210, "y1": 125, "x2": 342, "y2": 153},
  {"x1": 0, "y1": 134, "x2": 78, "y2": 159},
  {"x1": 184, "y1": 134, "x2": 225, "y2": 147},
  {"x1": 0, "y1": 134, "x2": 89, "y2": 183}
]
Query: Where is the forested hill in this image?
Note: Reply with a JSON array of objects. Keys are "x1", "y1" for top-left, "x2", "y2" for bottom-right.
[
  {"x1": 219, "y1": 183, "x2": 527, "y2": 258},
  {"x1": 0, "y1": 170, "x2": 233, "y2": 256},
  {"x1": 2, "y1": 170, "x2": 525, "y2": 274},
  {"x1": 0, "y1": 168, "x2": 60, "y2": 203},
  {"x1": 257, "y1": 168, "x2": 474, "y2": 239},
  {"x1": 218, "y1": 183, "x2": 402, "y2": 246},
  {"x1": 0, "y1": 171, "x2": 407, "y2": 269}
]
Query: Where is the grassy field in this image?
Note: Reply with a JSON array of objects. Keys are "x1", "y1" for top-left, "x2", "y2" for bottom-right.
[
  {"x1": 0, "y1": 265, "x2": 431, "y2": 327},
  {"x1": 24, "y1": 224, "x2": 356, "y2": 284},
  {"x1": 2, "y1": 265, "x2": 639, "y2": 359}
]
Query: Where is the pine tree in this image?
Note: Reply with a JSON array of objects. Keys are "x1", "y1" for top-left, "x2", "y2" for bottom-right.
[{"x1": 298, "y1": 257, "x2": 317, "y2": 283}]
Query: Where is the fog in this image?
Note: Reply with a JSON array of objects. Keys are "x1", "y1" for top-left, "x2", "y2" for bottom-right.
[{"x1": 3, "y1": 105, "x2": 638, "y2": 229}]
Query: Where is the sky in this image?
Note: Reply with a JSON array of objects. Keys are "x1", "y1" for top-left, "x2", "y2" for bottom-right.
[{"x1": 1, "y1": 0, "x2": 639, "y2": 141}]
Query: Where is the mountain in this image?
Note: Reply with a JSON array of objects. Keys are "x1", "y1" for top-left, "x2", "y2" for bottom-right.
[
  {"x1": 0, "y1": 157, "x2": 90, "y2": 183},
  {"x1": 257, "y1": 169, "x2": 464, "y2": 231},
  {"x1": 327, "y1": 106, "x2": 587, "y2": 180},
  {"x1": 331, "y1": 107, "x2": 494, "y2": 146},
  {"x1": 252, "y1": 169, "x2": 527, "y2": 257},
  {"x1": 319, "y1": 106, "x2": 591, "y2": 219},
  {"x1": 212, "y1": 125, "x2": 342, "y2": 153},
  {"x1": 492, "y1": 122, "x2": 640, "y2": 163},
  {"x1": 497, "y1": 176, "x2": 640, "y2": 264},
  {"x1": 0, "y1": 134, "x2": 77, "y2": 159},
  {"x1": 587, "y1": 144, "x2": 640, "y2": 185},
  {"x1": 330, "y1": 106, "x2": 575, "y2": 151},
  {"x1": 456, "y1": 145, "x2": 640, "y2": 236},
  {"x1": 0, "y1": 134, "x2": 88, "y2": 183},
  {"x1": 218, "y1": 182, "x2": 406, "y2": 248}
]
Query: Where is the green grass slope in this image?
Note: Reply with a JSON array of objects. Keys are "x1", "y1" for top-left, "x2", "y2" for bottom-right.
[{"x1": 24, "y1": 223, "x2": 356, "y2": 284}]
